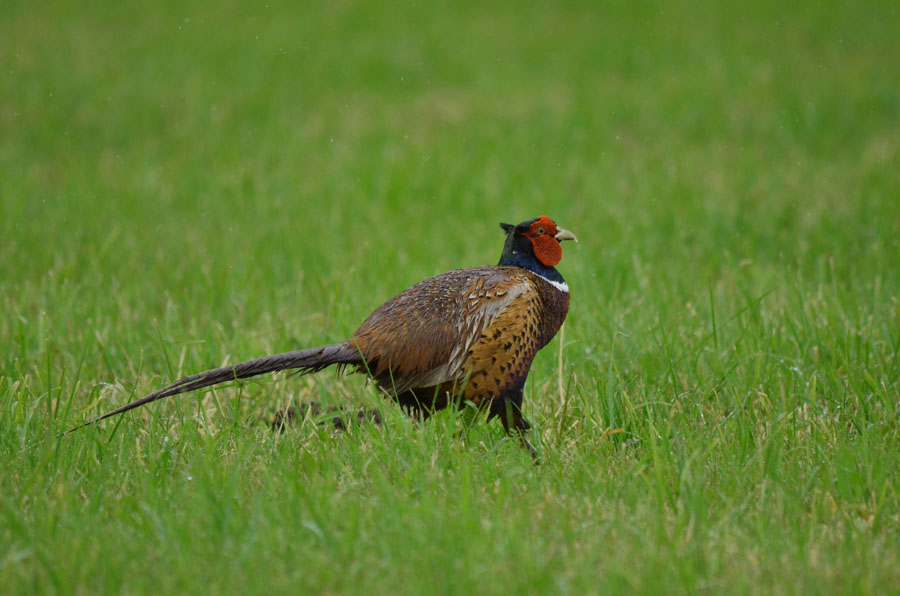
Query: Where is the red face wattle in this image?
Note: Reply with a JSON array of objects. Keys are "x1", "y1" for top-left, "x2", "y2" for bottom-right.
[{"x1": 524, "y1": 216, "x2": 563, "y2": 267}]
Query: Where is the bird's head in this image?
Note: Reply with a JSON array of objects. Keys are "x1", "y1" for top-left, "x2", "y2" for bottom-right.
[{"x1": 499, "y1": 216, "x2": 578, "y2": 269}]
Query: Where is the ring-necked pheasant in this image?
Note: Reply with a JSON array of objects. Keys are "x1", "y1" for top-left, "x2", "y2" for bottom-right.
[{"x1": 65, "y1": 216, "x2": 577, "y2": 456}]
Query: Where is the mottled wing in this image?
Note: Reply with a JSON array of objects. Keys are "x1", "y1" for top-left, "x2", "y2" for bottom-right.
[{"x1": 351, "y1": 266, "x2": 536, "y2": 393}]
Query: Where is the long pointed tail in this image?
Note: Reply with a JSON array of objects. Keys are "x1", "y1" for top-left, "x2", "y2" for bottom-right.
[{"x1": 61, "y1": 342, "x2": 362, "y2": 435}]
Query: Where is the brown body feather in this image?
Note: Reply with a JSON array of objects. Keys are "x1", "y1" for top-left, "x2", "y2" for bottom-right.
[{"x1": 353, "y1": 266, "x2": 569, "y2": 421}]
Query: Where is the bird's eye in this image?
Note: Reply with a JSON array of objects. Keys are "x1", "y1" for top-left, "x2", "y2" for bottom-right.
[{"x1": 536, "y1": 227, "x2": 545, "y2": 235}]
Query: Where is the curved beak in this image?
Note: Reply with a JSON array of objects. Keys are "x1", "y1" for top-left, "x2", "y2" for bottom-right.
[{"x1": 555, "y1": 227, "x2": 578, "y2": 243}]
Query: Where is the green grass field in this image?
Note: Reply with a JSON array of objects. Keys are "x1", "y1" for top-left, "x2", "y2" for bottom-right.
[{"x1": 2, "y1": 0, "x2": 899, "y2": 593}]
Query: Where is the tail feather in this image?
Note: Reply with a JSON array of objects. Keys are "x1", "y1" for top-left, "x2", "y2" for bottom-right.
[{"x1": 61, "y1": 342, "x2": 361, "y2": 435}]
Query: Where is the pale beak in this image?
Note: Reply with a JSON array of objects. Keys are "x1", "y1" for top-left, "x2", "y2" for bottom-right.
[{"x1": 555, "y1": 227, "x2": 578, "y2": 243}]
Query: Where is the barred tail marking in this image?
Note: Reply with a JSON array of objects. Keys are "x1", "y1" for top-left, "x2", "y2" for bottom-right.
[{"x1": 61, "y1": 342, "x2": 361, "y2": 435}]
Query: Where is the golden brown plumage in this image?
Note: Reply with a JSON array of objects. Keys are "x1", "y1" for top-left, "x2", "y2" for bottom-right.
[{"x1": 63, "y1": 216, "x2": 577, "y2": 456}]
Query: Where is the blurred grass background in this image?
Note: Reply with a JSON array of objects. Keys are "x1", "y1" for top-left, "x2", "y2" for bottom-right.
[{"x1": 2, "y1": 0, "x2": 899, "y2": 593}]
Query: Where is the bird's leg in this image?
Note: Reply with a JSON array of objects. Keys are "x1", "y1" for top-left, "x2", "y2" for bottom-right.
[
  {"x1": 451, "y1": 400, "x2": 484, "y2": 443},
  {"x1": 497, "y1": 398, "x2": 539, "y2": 462}
]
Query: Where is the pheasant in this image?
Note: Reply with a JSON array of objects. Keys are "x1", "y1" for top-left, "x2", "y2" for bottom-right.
[{"x1": 65, "y1": 216, "x2": 577, "y2": 456}]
